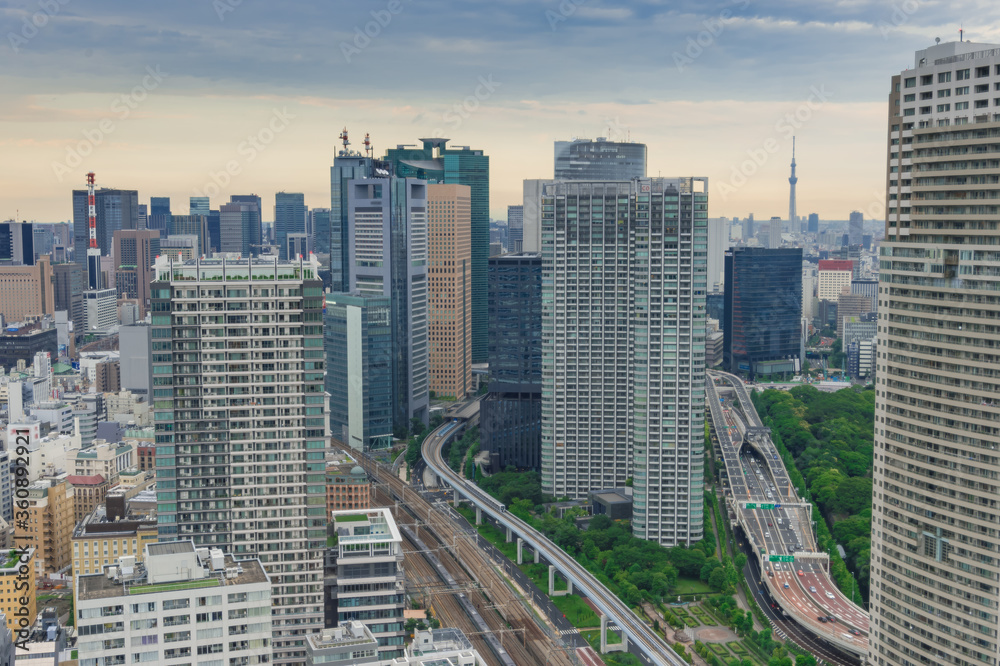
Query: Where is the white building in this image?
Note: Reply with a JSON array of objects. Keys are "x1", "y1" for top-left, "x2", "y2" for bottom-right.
[
  {"x1": 539, "y1": 178, "x2": 706, "y2": 547},
  {"x1": 83, "y1": 287, "x2": 117, "y2": 334},
  {"x1": 329, "y1": 508, "x2": 406, "y2": 659},
  {"x1": 75, "y1": 541, "x2": 272, "y2": 666},
  {"x1": 816, "y1": 259, "x2": 853, "y2": 301},
  {"x1": 151, "y1": 255, "x2": 326, "y2": 664}
]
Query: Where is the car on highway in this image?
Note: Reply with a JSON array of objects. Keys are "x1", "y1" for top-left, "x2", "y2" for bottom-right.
[
  {"x1": 797, "y1": 570, "x2": 804, "y2": 577},
  {"x1": 826, "y1": 592, "x2": 835, "y2": 599},
  {"x1": 850, "y1": 629, "x2": 861, "y2": 636},
  {"x1": 809, "y1": 586, "x2": 817, "y2": 593},
  {"x1": 784, "y1": 583, "x2": 789, "y2": 588},
  {"x1": 765, "y1": 532, "x2": 770, "y2": 537},
  {"x1": 818, "y1": 616, "x2": 827, "y2": 622},
  {"x1": 826, "y1": 616, "x2": 835, "y2": 623}
]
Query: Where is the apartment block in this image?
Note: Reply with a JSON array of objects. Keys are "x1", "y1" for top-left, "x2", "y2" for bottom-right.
[
  {"x1": 816, "y1": 259, "x2": 854, "y2": 300},
  {"x1": 151, "y1": 255, "x2": 326, "y2": 664},
  {"x1": 16, "y1": 477, "x2": 74, "y2": 576},
  {"x1": 0, "y1": 548, "x2": 35, "y2": 637},
  {"x1": 539, "y1": 178, "x2": 707, "y2": 547},
  {"x1": 0, "y1": 255, "x2": 54, "y2": 321}
]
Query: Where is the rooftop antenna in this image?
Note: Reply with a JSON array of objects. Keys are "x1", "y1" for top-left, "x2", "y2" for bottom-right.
[
  {"x1": 338, "y1": 127, "x2": 350, "y2": 154},
  {"x1": 960, "y1": 26, "x2": 963, "y2": 42},
  {"x1": 363, "y1": 133, "x2": 372, "y2": 158}
]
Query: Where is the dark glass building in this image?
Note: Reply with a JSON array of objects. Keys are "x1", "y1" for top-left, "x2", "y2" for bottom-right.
[
  {"x1": 275, "y1": 192, "x2": 306, "y2": 260},
  {"x1": 723, "y1": 247, "x2": 803, "y2": 376},
  {"x1": 384, "y1": 138, "x2": 490, "y2": 364},
  {"x1": 553, "y1": 138, "x2": 646, "y2": 181},
  {"x1": 481, "y1": 253, "x2": 542, "y2": 472},
  {"x1": 0, "y1": 222, "x2": 34, "y2": 265},
  {"x1": 706, "y1": 291, "x2": 725, "y2": 330},
  {"x1": 72, "y1": 188, "x2": 139, "y2": 264}
]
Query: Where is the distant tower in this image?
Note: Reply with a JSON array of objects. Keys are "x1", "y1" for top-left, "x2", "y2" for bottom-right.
[
  {"x1": 788, "y1": 137, "x2": 798, "y2": 229},
  {"x1": 86, "y1": 172, "x2": 102, "y2": 290}
]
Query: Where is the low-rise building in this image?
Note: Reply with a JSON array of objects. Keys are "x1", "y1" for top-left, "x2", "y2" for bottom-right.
[
  {"x1": 326, "y1": 464, "x2": 371, "y2": 515},
  {"x1": 304, "y1": 621, "x2": 380, "y2": 665},
  {"x1": 66, "y1": 474, "x2": 109, "y2": 523},
  {"x1": 75, "y1": 541, "x2": 272, "y2": 666},
  {"x1": 0, "y1": 548, "x2": 36, "y2": 638},
  {"x1": 67, "y1": 440, "x2": 133, "y2": 484},
  {"x1": 17, "y1": 477, "x2": 74, "y2": 576},
  {"x1": 72, "y1": 494, "x2": 158, "y2": 576}
]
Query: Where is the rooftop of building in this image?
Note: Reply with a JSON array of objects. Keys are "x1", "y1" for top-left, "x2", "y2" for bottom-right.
[
  {"x1": 305, "y1": 621, "x2": 378, "y2": 652},
  {"x1": 76, "y1": 543, "x2": 268, "y2": 602},
  {"x1": 331, "y1": 507, "x2": 402, "y2": 544},
  {"x1": 0, "y1": 547, "x2": 33, "y2": 572},
  {"x1": 66, "y1": 474, "x2": 107, "y2": 486},
  {"x1": 73, "y1": 501, "x2": 157, "y2": 539},
  {"x1": 818, "y1": 259, "x2": 853, "y2": 271}
]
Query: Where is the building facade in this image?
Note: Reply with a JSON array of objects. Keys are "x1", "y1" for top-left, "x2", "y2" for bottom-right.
[
  {"x1": 275, "y1": 192, "x2": 307, "y2": 260},
  {"x1": 0, "y1": 549, "x2": 35, "y2": 636},
  {"x1": 75, "y1": 541, "x2": 272, "y2": 666},
  {"x1": 540, "y1": 178, "x2": 707, "y2": 547},
  {"x1": 723, "y1": 248, "x2": 803, "y2": 376},
  {"x1": 328, "y1": 508, "x2": 405, "y2": 659},
  {"x1": 869, "y1": 41, "x2": 1000, "y2": 666},
  {"x1": 553, "y1": 137, "x2": 647, "y2": 180},
  {"x1": 481, "y1": 253, "x2": 542, "y2": 472},
  {"x1": 324, "y1": 293, "x2": 393, "y2": 451},
  {"x1": 325, "y1": 464, "x2": 371, "y2": 514},
  {"x1": 0, "y1": 255, "x2": 54, "y2": 321},
  {"x1": 507, "y1": 205, "x2": 524, "y2": 254},
  {"x1": 51, "y1": 261, "x2": 86, "y2": 337},
  {"x1": 151, "y1": 255, "x2": 326, "y2": 663},
  {"x1": 17, "y1": 477, "x2": 74, "y2": 576},
  {"x1": 384, "y1": 138, "x2": 490, "y2": 364},
  {"x1": 72, "y1": 188, "x2": 140, "y2": 267},
  {"x1": 817, "y1": 259, "x2": 854, "y2": 301},
  {"x1": 426, "y1": 183, "x2": 472, "y2": 400}
]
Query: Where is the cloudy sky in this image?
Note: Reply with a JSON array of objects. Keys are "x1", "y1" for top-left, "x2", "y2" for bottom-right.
[{"x1": 3, "y1": 0, "x2": 999, "y2": 224}]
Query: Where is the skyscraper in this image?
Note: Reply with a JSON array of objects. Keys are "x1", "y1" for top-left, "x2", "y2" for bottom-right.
[
  {"x1": 148, "y1": 196, "x2": 171, "y2": 235},
  {"x1": 112, "y1": 229, "x2": 160, "y2": 318},
  {"x1": 51, "y1": 262, "x2": 86, "y2": 336},
  {"x1": 540, "y1": 178, "x2": 707, "y2": 547},
  {"x1": 788, "y1": 137, "x2": 798, "y2": 227},
  {"x1": 189, "y1": 196, "x2": 210, "y2": 216},
  {"x1": 481, "y1": 253, "x2": 542, "y2": 472},
  {"x1": 723, "y1": 248, "x2": 802, "y2": 376},
  {"x1": 151, "y1": 254, "x2": 326, "y2": 664},
  {"x1": 169, "y1": 214, "x2": 209, "y2": 256},
  {"x1": 72, "y1": 188, "x2": 139, "y2": 264},
  {"x1": 219, "y1": 200, "x2": 262, "y2": 257},
  {"x1": 553, "y1": 137, "x2": 647, "y2": 180},
  {"x1": 706, "y1": 217, "x2": 729, "y2": 289},
  {"x1": 507, "y1": 205, "x2": 524, "y2": 254},
  {"x1": 870, "y1": 40, "x2": 1000, "y2": 666},
  {"x1": 344, "y1": 175, "x2": 429, "y2": 430},
  {"x1": 807, "y1": 212, "x2": 819, "y2": 233},
  {"x1": 229, "y1": 194, "x2": 263, "y2": 256},
  {"x1": 768, "y1": 216, "x2": 782, "y2": 249},
  {"x1": 384, "y1": 138, "x2": 489, "y2": 364},
  {"x1": 329, "y1": 147, "x2": 381, "y2": 292},
  {"x1": 0, "y1": 221, "x2": 34, "y2": 265},
  {"x1": 310, "y1": 207, "x2": 331, "y2": 263},
  {"x1": 848, "y1": 210, "x2": 863, "y2": 247},
  {"x1": 426, "y1": 184, "x2": 472, "y2": 399},
  {"x1": 274, "y1": 192, "x2": 306, "y2": 260}
]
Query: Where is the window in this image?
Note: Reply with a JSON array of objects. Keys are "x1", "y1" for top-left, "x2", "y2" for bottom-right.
[
  {"x1": 903, "y1": 93, "x2": 915, "y2": 102},
  {"x1": 130, "y1": 602, "x2": 155, "y2": 613},
  {"x1": 975, "y1": 99, "x2": 989, "y2": 109},
  {"x1": 920, "y1": 74, "x2": 933, "y2": 85},
  {"x1": 956, "y1": 101, "x2": 969, "y2": 110},
  {"x1": 920, "y1": 91, "x2": 933, "y2": 100},
  {"x1": 162, "y1": 599, "x2": 189, "y2": 610},
  {"x1": 956, "y1": 86, "x2": 969, "y2": 95},
  {"x1": 937, "y1": 88, "x2": 951, "y2": 97},
  {"x1": 937, "y1": 104, "x2": 950, "y2": 112},
  {"x1": 975, "y1": 84, "x2": 989, "y2": 93},
  {"x1": 975, "y1": 66, "x2": 989, "y2": 78},
  {"x1": 903, "y1": 108, "x2": 915, "y2": 116},
  {"x1": 904, "y1": 77, "x2": 916, "y2": 88},
  {"x1": 919, "y1": 106, "x2": 931, "y2": 114},
  {"x1": 939, "y1": 71, "x2": 953, "y2": 83}
]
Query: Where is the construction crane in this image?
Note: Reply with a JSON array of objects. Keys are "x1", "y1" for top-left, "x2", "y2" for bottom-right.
[{"x1": 86, "y1": 172, "x2": 102, "y2": 290}]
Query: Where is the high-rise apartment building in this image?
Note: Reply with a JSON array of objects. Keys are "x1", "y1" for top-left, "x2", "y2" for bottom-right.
[
  {"x1": 151, "y1": 254, "x2": 326, "y2": 664},
  {"x1": 17, "y1": 476, "x2": 74, "y2": 576},
  {"x1": 0, "y1": 255, "x2": 54, "y2": 321},
  {"x1": 344, "y1": 176, "x2": 429, "y2": 429},
  {"x1": 723, "y1": 248, "x2": 802, "y2": 376},
  {"x1": 540, "y1": 178, "x2": 707, "y2": 546},
  {"x1": 72, "y1": 188, "x2": 140, "y2": 264},
  {"x1": 384, "y1": 138, "x2": 489, "y2": 364},
  {"x1": 768, "y1": 215, "x2": 783, "y2": 249},
  {"x1": 481, "y1": 253, "x2": 542, "y2": 472},
  {"x1": 426, "y1": 183, "x2": 472, "y2": 400},
  {"x1": 507, "y1": 205, "x2": 524, "y2": 253},
  {"x1": 553, "y1": 137, "x2": 647, "y2": 180},
  {"x1": 324, "y1": 293, "x2": 393, "y2": 451},
  {"x1": 869, "y1": 40, "x2": 1000, "y2": 666},
  {"x1": 112, "y1": 229, "x2": 160, "y2": 318},
  {"x1": 275, "y1": 192, "x2": 307, "y2": 260}
]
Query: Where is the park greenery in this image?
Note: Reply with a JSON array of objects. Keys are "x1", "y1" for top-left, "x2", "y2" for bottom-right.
[{"x1": 751, "y1": 384, "x2": 874, "y2": 599}]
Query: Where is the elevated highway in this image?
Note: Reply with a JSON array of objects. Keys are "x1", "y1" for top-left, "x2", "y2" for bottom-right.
[
  {"x1": 707, "y1": 370, "x2": 869, "y2": 660},
  {"x1": 423, "y1": 413, "x2": 686, "y2": 666}
]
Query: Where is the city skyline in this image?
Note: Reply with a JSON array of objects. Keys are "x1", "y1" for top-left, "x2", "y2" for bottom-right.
[{"x1": 5, "y1": 2, "x2": 1000, "y2": 222}]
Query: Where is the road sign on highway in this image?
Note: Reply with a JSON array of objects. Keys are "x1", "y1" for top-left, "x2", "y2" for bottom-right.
[
  {"x1": 769, "y1": 555, "x2": 795, "y2": 562},
  {"x1": 744, "y1": 503, "x2": 775, "y2": 509}
]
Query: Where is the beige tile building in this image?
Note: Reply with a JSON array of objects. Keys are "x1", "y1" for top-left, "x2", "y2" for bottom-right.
[
  {"x1": 871, "y1": 40, "x2": 1000, "y2": 666},
  {"x1": 17, "y1": 476, "x2": 74, "y2": 576},
  {"x1": 426, "y1": 183, "x2": 472, "y2": 399},
  {"x1": 71, "y1": 496, "x2": 158, "y2": 576},
  {"x1": 0, "y1": 548, "x2": 36, "y2": 635},
  {"x1": 0, "y1": 255, "x2": 54, "y2": 321}
]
